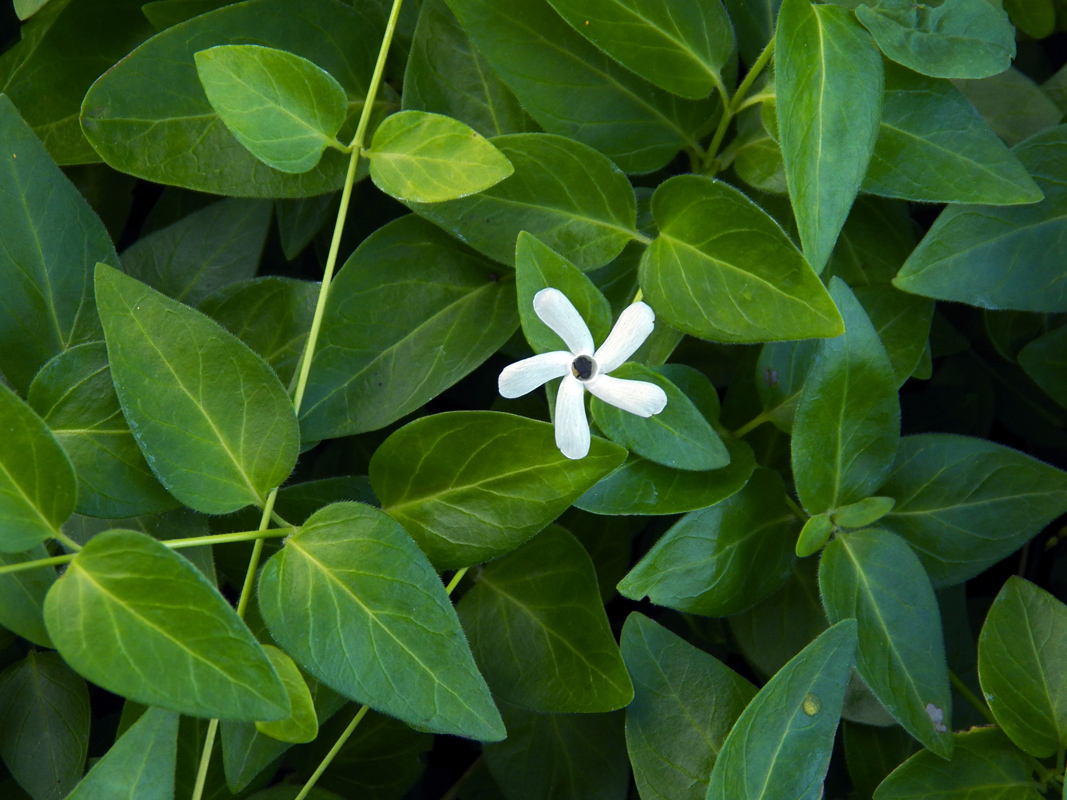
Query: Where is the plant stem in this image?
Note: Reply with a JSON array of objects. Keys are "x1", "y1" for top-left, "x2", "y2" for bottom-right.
[
  {"x1": 702, "y1": 37, "x2": 776, "y2": 174},
  {"x1": 53, "y1": 530, "x2": 82, "y2": 552},
  {"x1": 441, "y1": 755, "x2": 484, "y2": 800},
  {"x1": 445, "y1": 567, "x2": 469, "y2": 595},
  {"x1": 730, "y1": 409, "x2": 772, "y2": 438},
  {"x1": 948, "y1": 669, "x2": 996, "y2": 725},
  {"x1": 294, "y1": 705, "x2": 370, "y2": 800},
  {"x1": 783, "y1": 495, "x2": 808, "y2": 522},
  {"x1": 190, "y1": 719, "x2": 219, "y2": 800}
]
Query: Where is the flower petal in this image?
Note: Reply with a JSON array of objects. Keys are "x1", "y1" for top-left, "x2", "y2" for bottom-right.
[
  {"x1": 554, "y1": 376, "x2": 590, "y2": 459},
  {"x1": 594, "y1": 301, "x2": 656, "y2": 373},
  {"x1": 498, "y1": 351, "x2": 572, "y2": 398},
  {"x1": 534, "y1": 288, "x2": 594, "y2": 356},
  {"x1": 586, "y1": 374, "x2": 667, "y2": 417}
]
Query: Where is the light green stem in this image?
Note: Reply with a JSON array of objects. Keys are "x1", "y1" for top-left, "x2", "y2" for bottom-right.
[
  {"x1": 190, "y1": 719, "x2": 219, "y2": 800},
  {"x1": 445, "y1": 567, "x2": 469, "y2": 595},
  {"x1": 783, "y1": 495, "x2": 808, "y2": 522},
  {"x1": 702, "y1": 37, "x2": 776, "y2": 174},
  {"x1": 730, "y1": 409, "x2": 773, "y2": 438},
  {"x1": 53, "y1": 530, "x2": 82, "y2": 552}
]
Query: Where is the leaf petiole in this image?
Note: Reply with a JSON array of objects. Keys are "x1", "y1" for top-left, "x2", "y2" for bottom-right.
[{"x1": 702, "y1": 37, "x2": 777, "y2": 174}]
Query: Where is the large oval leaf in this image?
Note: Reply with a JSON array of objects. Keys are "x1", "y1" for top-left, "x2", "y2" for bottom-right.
[
  {"x1": 370, "y1": 412, "x2": 627, "y2": 568},
  {"x1": 257, "y1": 502, "x2": 505, "y2": 741},
  {"x1": 96, "y1": 263, "x2": 299, "y2": 514},
  {"x1": 44, "y1": 529, "x2": 289, "y2": 721},
  {"x1": 639, "y1": 175, "x2": 843, "y2": 343}
]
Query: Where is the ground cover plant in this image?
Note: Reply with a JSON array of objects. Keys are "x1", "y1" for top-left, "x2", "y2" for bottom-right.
[{"x1": 1, "y1": 0, "x2": 1067, "y2": 798}]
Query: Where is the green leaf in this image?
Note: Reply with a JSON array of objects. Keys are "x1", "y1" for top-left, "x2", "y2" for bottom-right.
[
  {"x1": 723, "y1": 0, "x2": 780, "y2": 65},
  {"x1": 0, "y1": 94, "x2": 115, "y2": 394},
  {"x1": 978, "y1": 576, "x2": 1067, "y2": 758},
  {"x1": 592, "y1": 363, "x2": 728, "y2": 471},
  {"x1": 368, "y1": 111, "x2": 514, "y2": 203},
  {"x1": 66, "y1": 708, "x2": 179, "y2": 800},
  {"x1": 80, "y1": 0, "x2": 383, "y2": 197},
  {"x1": 254, "y1": 646, "x2": 318, "y2": 744},
  {"x1": 13, "y1": 0, "x2": 52, "y2": 20},
  {"x1": 954, "y1": 68, "x2": 1062, "y2": 148},
  {"x1": 793, "y1": 279, "x2": 900, "y2": 515},
  {"x1": 275, "y1": 193, "x2": 336, "y2": 260},
  {"x1": 1019, "y1": 325, "x2": 1067, "y2": 409},
  {"x1": 0, "y1": 383, "x2": 76, "y2": 552},
  {"x1": 543, "y1": 0, "x2": 735, "y2": 99},
  {"x1": 194, "y1": 44, "x2": 349, "y2": 173},
  {"x1": 873, "y1": 726, "x2": 1043, "y2": 800},
  {"x1": 829, "y1": 196, "x2": 917, "y2": 287},
  {"x1": 27, "y1": 343, "x2": 177, "y2": 519},
  {"x1": 853, "y1": 285, "x2": 934, "y2": 388},
  {"x1": 777, "y1": 0, "x2": 883, "y2": 273},
  {"x1": 864, "y1": 64, "x2": 1042, "y2": 206},
  {"x1": 95, "y1": 263, "x2": 299, "y2": 514},
  {"x1": 832, "y1": 496, "x2": 896, "y2": 529},
  {"x1": 796, "y1": 513, "x2": 834, "y2": 558},
  {"x1": 576, "y1": 434, "x2": 755, "y2": 515},
  {"x1": 895, "y1": 126, "x2": 1067, "y2": 312},
  {"x1": 639, "y1": 174, "x2": 844, "y2": 342},
  {"x1": 410, "y1": 133, "x2": 638, "y2": 270},
  {"x1": 856, "y1": 0, "x2": 1015, "y2": 80},
  {"x1": 370, "y1": 411, "x2": 627, "y2": 568},
  {"x1": 1005, "y1": 0, "x2": 1055, "y2": 39},
  {"x1": 457, "y1": 526, "x2": 633, "y2": 712},
  {"x1": 706, "y1": 620, "x2": 858, "y2": 800},
  {"x1": 0, "y1": 652, "x2": 89, "y2": 800},
  {"x1": 198, "y1": 276, "x2": 318, "y2": 388},
  {"x1": 755, "y1": 339, "x2": 818, "y2": 433},
  {"x1": 878, "y1": 434, "x2": 1067, "y2": 587},
  {"x1": 442, "y1": 0, "x2": 713, "y2": 173},
  {"x1": 820, "y1": 529, "x2": 953, "y2": 758},
  {"x1": 299, "y1": 215, "x2": 518, "y2": 441},
  {"x1": 257, "y1": 501, "x2": 505, "y2": 741},
  {"x1": 622, "y1": 613, "x2": 756, "y2": 800},
  {"x1": 484, "y1": 702, "x2": 629, "y2": 800},
  {"x1": 0, "y1": 545, "x2": 54, "y2": 647},
  {"x1": 121, "y1": 198, "x2": 272, "y2": 305},
  {"x1": 618, "y1": 468, "x2": 798, "y2": 615},
  {"x1": 845, "y1": 722, "x2": 918, "y2": 800},
  {"x1": 44, "y1": 529, "x2": 289, "y2": 720},
  {"x1": 402, "y1": 0, "x2": 539, "y2": 138},
  {"x1": 732, "y1": 103, "x2": 788, "y2": 196}
]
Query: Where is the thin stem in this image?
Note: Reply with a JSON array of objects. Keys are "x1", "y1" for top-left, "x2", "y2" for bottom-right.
[
  {"x1": 441, "y1": 755, "x2": 484, "y2": 800},
  {"x1": 54, "y1": 531, "x2": 82, "y2": 552},
  {"x1": 702, "y1": 37, "x2": 777, "y2": 174},
  {"x1": 733, "y1": 38, "x2": 776, "y2": 114},
  {"x1": 351, "y1": 0, "x2": 406, "y2": 154},
  {"x1": 730, "y1": 409, "x2": 772, "y2": 438},
  {"x1": 0, "y1": 552, "x2": 75, "y2": 575},
  {"x1": 271, "y1": 510, "x2": 294, "y2": 529},
  {"x1": 733, "y1": 90, "x2": 776, "y2": 114},
  {"x1": 295, "y1": 704, "x2": 370, "y2": 800},
  {"x1": 783, "y1": 495, "x2": 808, "y2": 522},
  {"x1": 325, "y1": 138, "x2": 353, "y2": 154},
  {"x1": 190, "y1": 719, "x2": 219, "y2": 800},
  {"x1": 445, "y1": 567, "x2": 469, "y2": 595},
  {"x1": 948, "y1": 669, "x2": 995, "y2": 725}
]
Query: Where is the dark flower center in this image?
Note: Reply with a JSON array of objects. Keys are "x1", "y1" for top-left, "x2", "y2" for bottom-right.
[{"x1": 571, "y1": 355, "x2": 595, "y2": 381}]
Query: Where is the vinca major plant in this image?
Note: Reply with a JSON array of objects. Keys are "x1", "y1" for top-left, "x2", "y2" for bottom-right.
[{"x1": 0, "y1": 0, "x2": 1066, "y2": 798}]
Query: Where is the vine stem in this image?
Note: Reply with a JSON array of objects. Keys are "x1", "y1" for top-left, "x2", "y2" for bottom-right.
[{"x1": 702, "y1": 37, "x2": 776, "y2": 175}]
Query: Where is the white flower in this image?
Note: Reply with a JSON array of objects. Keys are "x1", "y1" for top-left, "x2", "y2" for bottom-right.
[{"x1": 499, "y1": 288, "x2": 668, "y2": 460}]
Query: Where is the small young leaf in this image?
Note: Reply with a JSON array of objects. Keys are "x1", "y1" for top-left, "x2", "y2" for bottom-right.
[
  {"x1": 257, "y1": 502, "x2": 505, "y2": 741},
  {"x1": 370, "y1": 412, "x2": 627, "y2": 568},
  {"x1": 706, "y1": 620, "x2": 858, "y2": 800},
  {"x1": 457, "y1": 526, "x2": 633, "y2": 713},
  {"x1": 66, "y1": 708, "x2": 179, "y2": 800},
  {"x1": 978, "y1": 577, "x2": 1067, "y2": 758},
  {"x1": 44, "y1": 529, "x2": 289, "y2": 721},
  {"x1": 96, "y1": 263, "x2": 299, "y2": 514},
  {"x1": 796, "y1": 513, "x2": 834, "y2": 558},
  {"x1": 832, "y1": 496, "x2": 896, "y2": 529},
  {"x1": 622, "y1": 613, "x2": 756, "y2": 800},
  {"x1": 368, "y1": 110, "x2": 514, "y2": 203},
  {"x1": 255, "y1": 646, "x2": 318, "y2": 744},
  {"x1": 0, "y1": 545, "x2": 54, "y2": 648}
]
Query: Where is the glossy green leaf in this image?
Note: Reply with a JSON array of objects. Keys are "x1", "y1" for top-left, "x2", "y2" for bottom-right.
[
  {"x1": 0, "y1": 94, "x2": 114, "y2": 394},
  {"x1": 793, "y1": 279, "x2": 900, "y2": 514},
  {"x1": 640, "y1": 174, "x2": 843, "y2": 342},
  {"x1": 44, "y1": 529, "x2": 289, "y2": 720},
  {"x1": 411, "y1": 133, "x2": 637, "y2": 270},
  {"x1": 1006, "y1": 0, "x2": 1055, "y2": 39},
  {"x1": 577, "y1": 433, "x2": 754, "y2": 515},
  {"x1": 832, "y1": 496, "x2": 895, "y2": 529},
  {"x1": 402, "y1": 0, "x2": 539, "y2": 138},
  {"x1": 755, "y1": 339, "x2": 817, "y2": 433},
  {"x1": 27, "y1": 343, "x2": 177, "y2": 519},
  {"x1": 121, "y1": 198, "x2": 272, "y2": 305},
  {"x1": 96, "y1": 263, "x2": 299, "y2": 514},
  {"x1": 66, "y1": 708, "x2": 179, "y2": 800},
  {"x1": 878, "y1": 434, "x2": 1067, "y2": 587},
  {"x1": 706, "y1": 620, "x2": 858, "y2": 800},
  {"x1": 257, "y1": 502, "x2": 505, "y2": 741},
  {"x1": 873, "y1": 726, "x2": 1042, "y2": 800},
  {"x1": 796, "y1": 513, "x2": 834, "y2": 558},
  {"x1": 0, "y1": 545, "x2": 54, "y2": 648},
  {"x1": 592, "y1": 363, "x2": 728, "y2": 471},
  {"x1": 856, "y1": 0, "x2": 1015, "y2": 80},
  {"x1": 543, "y1": 0, "x2": 735, "y2": 99},
  {"x1": 820, "y1": 529, "x2": 953, "y2": 758},
  {"x1": 254, "y1": 646, "x2": 318, "y2": 744},
  {"x1": 619, "y1": 468, "x2": 797, "y2": 615},
  {"x1": 865, "y1": 64, "x2": 1041, "y2": 205},
  {"x1": 1019, "y1": 325, "x2": 1067, "y2": 409},
  {"x1": 777, "y1": 0, "x2": 883, "y2": 273},
  {"x1": 853, "y1": 285, "x2": 934, "y2": 388},
  {"x1": 198, "y1": 276, "x2": 318, "y2": 387},
  {"x1": 80, "y1": 0, "x2": 383, "y2": 197},
  {"x1": 368, "y1": 110, "x2": 514, "y2": 203},
  {"x1": 484, "y1": 702, "x2": 628, "y2": 800},
  {"x1": 895, "y1": 126, "x2": 1067, "y2": 311},
  {"x1": 195, "y1": 44, "x2": 348, "y2": 173},
  {"x1": 0, "y1": 383, "x2": 76, "y2": 552},
  {"x1": 955, "y1": 69, "x2": 1062, "y2": 148},
  {"x1": 299, "y1": 216, "x2": 517, "y2": 441},
  {"x1": 0, "y1": 652, "x2": 89, "y2": 800},
  {"x1": 442, "y1": 0, "x2": 713, "y2": 172},
  {"x1": 457, "y1": 526, "x2": 633, "y2": 712},
  {"x1": 623, "y1": 613, "x2": 755, "y2": 800},
  {"x1": 371, "y1": 411, "x2": 627, "y2": 567},
  {"x1": 977, "y1": 577, "x2": 1067, "y2": 758}
]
